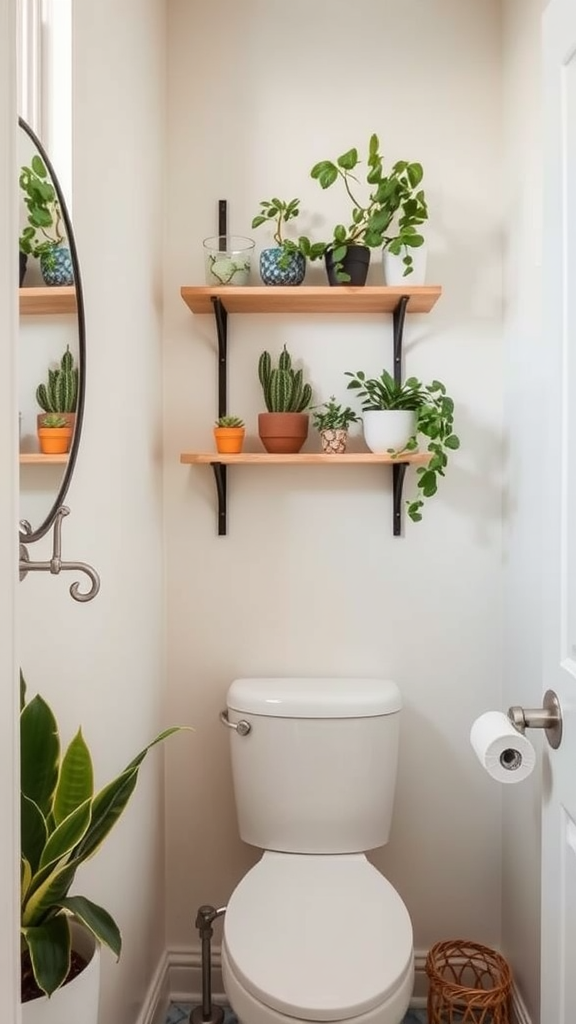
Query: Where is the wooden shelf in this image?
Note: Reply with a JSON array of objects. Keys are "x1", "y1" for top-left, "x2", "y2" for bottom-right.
[
  {"x1": 180, "y1": 285, "x2": 442, "y2": 315},
  {"x1": 180, "y1": 451, "x2": 429, "y2": 466},
  {"x1": 19, "y1": 453, "x2": 69, "y2": 465},
  {"x1": 19, "y1": 286, "x2": 77, "y2": 316}
]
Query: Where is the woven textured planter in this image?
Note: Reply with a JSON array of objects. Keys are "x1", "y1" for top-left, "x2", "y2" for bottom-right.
[{"x1": 426, "y1": 940, "x2": 512, "y2": 1024}]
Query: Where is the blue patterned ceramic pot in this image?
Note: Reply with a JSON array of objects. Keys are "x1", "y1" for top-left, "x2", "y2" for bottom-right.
[
  {"x1": 40, "y1": 245, "x2": 74, "y2": 287},
  {"x1": 259, "y1": 247, "x2": 306, "y2": 286}
]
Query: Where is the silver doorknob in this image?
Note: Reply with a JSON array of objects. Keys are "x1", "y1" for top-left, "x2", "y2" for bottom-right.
[
  {"x1": 508, "y1": 689, "x2": 562, "y2": 749},
  {"x1": 219, "y1": 709, "x2": 251, "y2": 736}
]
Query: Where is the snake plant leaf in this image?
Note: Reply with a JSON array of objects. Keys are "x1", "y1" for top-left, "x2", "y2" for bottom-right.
[
  {"x1": 22, "y1": 861, "x2": 77, "y2": 927},
  {"x1": 21, "y1": 695, "x2": 59, "y2": 817},
  {"x1": 21, "y1": 793, "x2": 48, "y2": 874},
  {"x1": 59, "y1": 895, "x2": 121, "y2": 958},
  {"x1": 22, "y1": 915, "x2": 71, "y2": 996},
  {"x1": 21, "y1": 857, "x2": 32, "y2": 904},
  {"x1": 39, "y1": 799, "x2": 92, "y2": 871},
  {"x1": 53, "y1": 729, "x2": 94, "y2": 826}
]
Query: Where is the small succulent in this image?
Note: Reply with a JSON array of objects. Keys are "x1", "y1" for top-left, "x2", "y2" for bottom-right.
[
  {"x1": 39, "y1": 413, "x2": 68, "y2": 428},
  {"x1": 36, "y1": 346, "x2": 78, "y2": 414},
  {"x1": 258, "y1": 345, "x2": 312, "y2": 413},
  {"x1": 215, "y1": 416, "x2": 245, "y2": 428},
  {"x1": 311, "y1": 397, "x2": 360, "y2": 432}
]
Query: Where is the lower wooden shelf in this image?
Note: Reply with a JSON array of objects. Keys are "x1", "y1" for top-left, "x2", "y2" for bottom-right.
[
  {"x1": 20, "y1": 453, "x2": 69, "y2": 465},
  {"x1": 180, "y1": 450, "x2": 429, "y2": 535}
]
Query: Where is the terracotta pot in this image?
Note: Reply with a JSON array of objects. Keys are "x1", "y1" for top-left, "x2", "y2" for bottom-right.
[
  {"x1": 320, "y1": 428, "x2": 348, "y2": 454},
  {"x1": 258, "y1": 412, "x2": 309, "y2": 454},
  {"x1": 37, "y1": 426, "x2": 72, "y2": 455},
  {"x1": 214, "y1": 426, "x2": 245, "y2": 454}
]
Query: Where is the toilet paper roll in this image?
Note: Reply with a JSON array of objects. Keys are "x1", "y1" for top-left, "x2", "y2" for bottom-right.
[{"x1": 470, "y1": 711, "x2": 536, "y2": 784}]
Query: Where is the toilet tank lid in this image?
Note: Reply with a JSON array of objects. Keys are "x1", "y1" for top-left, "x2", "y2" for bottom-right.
[{"x1": 227, "y1": 678, "x2": 401, "y2": 717}]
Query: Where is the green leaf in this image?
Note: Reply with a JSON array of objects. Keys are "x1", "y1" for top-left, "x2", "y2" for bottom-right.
[
  {"x1": 22, "y1": 915, "x2": 70, "y2": 996},
  {"x1": 337, "y1": 147, "x2": 358, "y2": 171},
  {"x1": 30, "y1": 154, "x2": 48, "y2": 179},
  {"x1": 53, "y1": 729, "x2": 94, "y2": 825},
  {"x1": 251, "y1": 215, "x2": 267, "y2": 229},
  {"x1": 59, "y1": 895, "x2": 122, "y2": 958},
  {"x1": 21, "y1": 794, "x2": 47, "y2": 875},
  {"x1": 21, "y1": 695, "x2": 59, "y2": 816},
  {"x1": 39, "y1": 799, "x2": 92, "y2": 871},
  {"x1": 445, "y1": 434, "x2": 460, "y2": 450},
  {"x1": 407, "y1": 162, "x2": 424, "y2": 187}
]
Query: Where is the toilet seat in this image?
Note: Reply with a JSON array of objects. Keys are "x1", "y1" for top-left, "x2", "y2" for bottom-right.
[{"x1": 222, "y1": 852, "x2": 413, "y2": 1022}]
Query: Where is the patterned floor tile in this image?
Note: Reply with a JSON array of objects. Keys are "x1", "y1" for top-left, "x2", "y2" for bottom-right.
[{"x1": 166, "y1": 1006, "x2": 426, "y2": 1024}]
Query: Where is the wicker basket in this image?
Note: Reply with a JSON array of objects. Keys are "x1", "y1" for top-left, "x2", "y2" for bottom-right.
[{"x1": 426, "y1": 940, "x2": 512, "y2": 1023}]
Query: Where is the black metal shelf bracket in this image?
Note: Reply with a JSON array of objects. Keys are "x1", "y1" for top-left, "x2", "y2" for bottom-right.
[
  {"x1": 210, "y1": 462, "x2": 227, "y2": 536},
  {"x1": 392, "y1": 462, "x2": 408, "y2": 537},
  {"x1": 211, "y1": 296, "x2": 228, "y2": 419},
  {"x1": 392, "y1": 295, "x2": 410, "y2": 387}
]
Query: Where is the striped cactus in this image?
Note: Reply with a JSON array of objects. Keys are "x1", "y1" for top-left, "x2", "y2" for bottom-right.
[
  {"x1": 36, "y1": 346, "x2": 78, "y2": 413},
  {"x1": 258, "y1": 345, "x2": 312, "y2": 413}
]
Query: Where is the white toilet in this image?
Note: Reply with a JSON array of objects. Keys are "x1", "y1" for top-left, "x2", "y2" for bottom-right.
[{"x1": 219, "y1": 677, "x2": 414, "y2": 1024}]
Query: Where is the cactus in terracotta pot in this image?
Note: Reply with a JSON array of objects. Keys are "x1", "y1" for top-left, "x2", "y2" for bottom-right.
[{"x1": 257, "y1": 346, "x2": 312, "y2": 454}]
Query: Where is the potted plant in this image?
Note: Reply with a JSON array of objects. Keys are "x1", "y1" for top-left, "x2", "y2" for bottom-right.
[
  {"x1": 311, "y1": 396, "x2": 360, "y2": 454},
  {"x1": 258, "y1": 345, "x2": 312, "y2": 454},
  {"x1": 299, "y1": 134, "x2": 428, "y2": 285},
  {"x1": 20, "y1": 672, "x2": 187, "y2": 1024},
  {"x1": 36, "y1": 345, "x2": 78, "y2": 434},
  {"x1": 251, "y1": 197, "x2": 307, "y2": 286},
  {"x1": 37, "y1": 413, "x2": 72, "y2": 455},
  {"x1": 345, "y1": 368, "x2": 460, "y2": 521},
  {"x1": 19, "y1": 154, "x2": 74, "y2": 287},
  {"x1": 214, "y1": 415, "x2": 246, "y2": 454}
]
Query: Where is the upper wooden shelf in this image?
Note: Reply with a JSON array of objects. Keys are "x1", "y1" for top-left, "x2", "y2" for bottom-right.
[
  {"x1": 180, "y1": 285, "x2": 442, "y2": 316},
  {"x1": 19, "y1": 286, "x2": 77, "y2": 316},
  {"x1": 180, "y1": 451, "x2": 429, "y2": 466},
  {"x1": 19, "y1": 453, "x2": 69, "y2": 465}
]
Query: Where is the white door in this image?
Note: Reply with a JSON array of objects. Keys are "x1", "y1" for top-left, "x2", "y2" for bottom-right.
[{"x1": 541, "y1": 2, "x2": 576, "y2": 1020}]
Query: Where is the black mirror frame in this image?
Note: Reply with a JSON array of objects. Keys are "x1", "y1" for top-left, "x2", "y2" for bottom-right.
[{"x1": 18, "y1": 115, "x2": 86, "y2": 545}]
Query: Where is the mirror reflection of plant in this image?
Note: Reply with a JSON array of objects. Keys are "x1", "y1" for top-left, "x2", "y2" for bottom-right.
[
  {"x1": 36, "y1": 346, "x2": 78, "y2": 414},
  {"x1": 215, "y1": 415, "x2": 244, "y2": 428},
  {"x1": 19, "y1": 154, "x2": 67, "y2": 260},
  {"x1": 345, "y1": 368, "x2": 460, "y2": 521},
  {"x1": 299, "y1": 134, "x2": 428, "y2": 282},
  {"x1": 311, "y1": 396, "x2": 360, "y2": 432},
  {"x1": 39, "y1": 413, "x2": 69, "y2": 429}
]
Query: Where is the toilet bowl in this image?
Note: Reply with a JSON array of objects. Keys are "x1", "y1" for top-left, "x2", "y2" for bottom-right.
[
  {"x1": 222, "y1": 852, "x2": 413, "y2": 1024},
  {"x1": 220, "y1": 679, "x2": 414, "y2": 1024}
]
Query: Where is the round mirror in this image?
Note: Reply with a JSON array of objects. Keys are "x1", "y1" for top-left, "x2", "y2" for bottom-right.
[{"x1": 18, "y1": 116, "x2": 86, "y2": 544}]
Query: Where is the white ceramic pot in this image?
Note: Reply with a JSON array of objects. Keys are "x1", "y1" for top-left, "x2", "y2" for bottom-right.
[
  {"x1": 382, "y1": 244, "x2": 427, "y2": 286},
  {"x1": 363, "y1": 410, "x2": 416, "y2": 454},
  {"x1": 22, "y1": 922, "x2": 101, "y2": 1024}
]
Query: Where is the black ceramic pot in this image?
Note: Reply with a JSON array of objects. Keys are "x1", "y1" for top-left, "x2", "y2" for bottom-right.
[
  {"x1": 19, "y1": 251, "x2": 28, "y2": 286},
  {"x1": 325, "y1": 245, "x2": 370, "y2": 287}
]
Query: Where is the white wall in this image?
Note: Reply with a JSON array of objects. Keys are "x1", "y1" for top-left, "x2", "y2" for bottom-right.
[
  {"x1": 501, "y1": 0, "x2": 546, "y2": 1018},
  {"x1": 0, "y1": 0, "x2": 22, "y2": 1019},
  {"x1": 17, "y1": 2, "x2": 171, "y2": 1022},
  {"x1": 164, "y1": 0, "x2": 505, "y2": 961}
]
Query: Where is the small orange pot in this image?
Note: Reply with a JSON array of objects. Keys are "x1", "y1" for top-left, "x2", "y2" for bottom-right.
[
  {"x1": 38, "y1": 426, "x2": 72, "y2": 455},
  {"x1": 214, "y1": 426, "x2": 245, "y2": 454}
]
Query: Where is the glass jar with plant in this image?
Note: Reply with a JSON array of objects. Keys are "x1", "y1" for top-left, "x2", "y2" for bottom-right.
[
  {"x1": 213, "y1": 415, "x2": 246, "y2": 455},
  {"x1": 311, "y1": 396, "x2": 360, "y2": 454},
  {"x1": 19, "y1": 154, "x2": 74, "y2": 286},
  {"x1": 251, "y1": 197, "x2": 308, "y2": 286},
  {"x1": 299, "y1": 134, "x2": 428, "y2": 285},
  {"x1": 345, "y1": 368, "x2": 460, "y2": 521}
]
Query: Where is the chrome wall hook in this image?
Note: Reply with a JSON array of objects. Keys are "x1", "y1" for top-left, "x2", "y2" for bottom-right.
[
  {"x1": 19, "y1": 505, "x2": 100, "y2": 603},
  {"x1": 508, "y1": 689, "x2": 562, "y2": 750}
]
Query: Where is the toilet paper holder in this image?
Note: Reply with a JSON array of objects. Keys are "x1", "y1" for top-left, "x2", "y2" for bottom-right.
[{"x1": 507, "y1": 688, "x2": 562, "y2": 749}]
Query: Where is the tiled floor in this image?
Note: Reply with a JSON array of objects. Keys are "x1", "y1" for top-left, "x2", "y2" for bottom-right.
[{"x1": 166, "y1": 1005, "x2": 427, "y2": 1024}]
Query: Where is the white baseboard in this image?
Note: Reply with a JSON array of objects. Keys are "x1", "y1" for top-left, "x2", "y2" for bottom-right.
[{"x1": 138, "y1": 944, "x2": 532, "y2": 1024}]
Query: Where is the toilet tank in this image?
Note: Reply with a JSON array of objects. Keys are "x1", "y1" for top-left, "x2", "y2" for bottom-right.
[{"x1": 224, "y1": 678, "x2": 402, "y2": 854}]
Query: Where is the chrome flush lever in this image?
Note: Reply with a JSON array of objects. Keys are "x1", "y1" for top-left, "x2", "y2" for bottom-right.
[
  {"x1": 508, "y1": 689, "x2": 562, "y2": 750},
  {"x1": 219, "y1": 709, "x2": 251, "y2": 736}
]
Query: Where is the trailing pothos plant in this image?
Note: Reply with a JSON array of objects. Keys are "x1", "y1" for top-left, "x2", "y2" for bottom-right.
[
  {"x1": 345, "y1": 369, "x2": 460, "y2": 521},
  {"x1": 20, "y1": 673, "x2": 187, "y2": 1000},
  {"x1": 299, "y1": 134, "x2": 428, "y2": 282},
  {"x1": 19, "y1": 154, "x2": 67, "y2": 261}
]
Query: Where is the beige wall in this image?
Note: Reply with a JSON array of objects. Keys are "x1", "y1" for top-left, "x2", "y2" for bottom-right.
[
  {"x1": 17, "y1": 2, "x2": 172, "y2": 1022},
  {"x1": 0, "y1": 0, "x2": 21, "y2": 1019},
  {"x1": 164, "y1": 0, "x2": 505, "y2": 958},
  {"x1": 502, "y1": 0, "x2": 547, "y2": 1018}
]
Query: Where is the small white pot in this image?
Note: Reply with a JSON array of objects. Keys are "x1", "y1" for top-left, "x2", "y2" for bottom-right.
[
  {"x1": 22, "y1": 922, "x2": 101, "y2": 1024},
  {"x1": 363, "y1": 410, "x2": 416, "y2": 454},
  {"x1": 382, "y1": 244, "x2": 427, "y2": 286}
]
